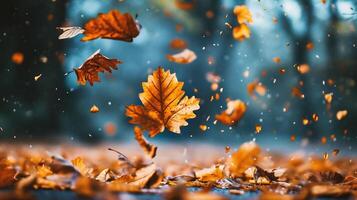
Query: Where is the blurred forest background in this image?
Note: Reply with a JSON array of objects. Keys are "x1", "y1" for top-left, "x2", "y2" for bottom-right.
[{"x1": 0, "y1": 0, "x2": 356, "y2": 153}]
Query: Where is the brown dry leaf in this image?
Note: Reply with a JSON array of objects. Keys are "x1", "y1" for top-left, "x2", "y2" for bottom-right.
[
  {"x1": 167, "y1": 49, "x2": 197, "y2": 64},
  {"x1": 225, "y1": 141, "x2": 261, "y2": 178},
  {"x1": 81, "y1": 10, "x2": 140, "y2": 42},
  {"x1": 95, "y1": 168, "x2": 116, "y2": 182},
  {"x1": 336, "y1": 110, "x2": 348, "y2": 120},
  {"x1": 90, "y1": 105, "x2": 99, "y2": 113},
  {"x1": 134, "y1": 126, "x2": 158, "y2": 158},
  {"x1": 126, "y1": 67, "x2": 200, "y2": 137},
  {"x1": 0, "y1": 166, "x2": 17, "y2": 188},
  {"x1": 128, "y1": 163, "x2": 162, "y2": 188},
  {"x1": 215, "y1": 99, "x2": 246, "y2": 126},
  {"x1": 11, "y1": 52, "x2": 24, "y2": 64},
  {"x1": 232, "y1": 24, "x2": 250, "y2": 41},
  {"x1": 71, "y1": 157, "x2": 94, "y2": 177},
  {"x1": 170, "y1": 38, "x2": 187, "y2": 49},
  {"x1": 233, "y1": 5, "x2": 253, "y2": 24},
  {"x1": 195, "y1": 164, "x2": 224, "y2": 182},
  {"x1": 74, "y1": 50, "x2": 121, "y2": 86}
]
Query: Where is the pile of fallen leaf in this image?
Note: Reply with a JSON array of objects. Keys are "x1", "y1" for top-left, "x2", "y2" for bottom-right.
[{"x1": 0, "y1": 142, "x2": 355, "y2": 199}]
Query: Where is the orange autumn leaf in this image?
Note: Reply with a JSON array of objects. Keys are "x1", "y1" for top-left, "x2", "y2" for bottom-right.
[
  {"x1": 175, "y1": 0, "x2": 196, "y2": 10},
  {"x1": 104, "y1": 122, "x2": 117, "y2": 136},
  {"x1": 74, "y1": 50, "x2": 121, "y2": 86},
  {"x1": 273, "y1": 57, "x2": 281, "y2": 63},
  {"x1": 291, "y1": 87, "x2": 304, "y2": 99},
  {"x1": 90, "y1": 105, "x2": 99, "y2": 113},
  {"x1": 233, "y1": 5, "x2": 253, "y2": 24},
  {"x1": 215, "y1": 99, "x2": 246, "y2": 126},
  {"x1": 126, "y1": 67, "x2": 200, "y2": 137},
  {"x1": 11, "y1": 52, "x2": 24, "y2": 64},
  {"x1": 306, "y1": 41, "x2": 314, "y2": 50},
  {"x1": 225, "y1": 141, "x2": 260, "y2": 178},
  {"x1": 297, "y1": 64, "x2": 310, "y2": 74},
  {"x1": 71, "y1": 157, "x2": 94, "y2": 177},
  {"x1": 232, "y1": 24, "x2": 250, "y2": 41},
  {"x1": 247, "y1": 81, "x2": 266, "y2": 97},
  {"x1": 59, "y1": 10, "x2": 140, "y2": 42},
  {"x1": 0, "y1": 167, "x2": 17, "y2": 188},
  {"x1": 169, "y1": 38, "x2": 187, "y2": 50},
  {"x1": 167, "y1": 49, "x2": 197, "y2": 64},
  {"x1": 336, "y1": 110, "x2": 348, "y2": 120},
  {"x1": 134, "y1": 126, "x2": 157, "y2": 158}
]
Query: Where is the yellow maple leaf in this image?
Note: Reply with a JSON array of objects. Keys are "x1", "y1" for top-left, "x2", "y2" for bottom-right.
[{"x1": 126, "y1": 67, "x2": 200, "y2": 137}]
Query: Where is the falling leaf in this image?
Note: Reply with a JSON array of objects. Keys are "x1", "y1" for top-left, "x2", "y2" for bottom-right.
[
  {"x1": 90, "y1": 105, "x2": 99, "y2": 113},
  {"x1": 175, "y1": 0, "x2": 195, "y2": 10},
  {"x1": 290, "y1": 135, "x2": 296, "y2": 142},
  {"x1": 104, "y1": 122, "x2": 117, "y2": 136},
  {"x1": 321, "y1": 136, "x2": 327, "y2": 144},
  {"x1": 291, "y1": 87, "x2": 304, "y2": 99},
  {"x1": 34, "y1": 74, "x2": 42, "y2": 81},
  {"x1": 199, "y1": 124, "x2": 207, "y2": 131},
  {"x1": 167, "y1": 49, "x2": 197, "y2": 64},
  {"x1": 306, "y1": 41, "x2": 314, "y2": 50},
  {"x1": 247, "y1": 81, "x2": 266, "y2": 97},
  {"x1": 206, "y1": 72, "x2": 221, "y2": 83},
  {"x1": 225, "y1": 141, "x2": 260, "y2": 178},
  {"x1": 74, "y1": 49, "x2": 121, "y2": 86},
  {"x1": 297, "y1": 64, "x2": 310, "y2": 74},
  {"x1": 255, "y1": 124, "x2": 262, "y2": 133},
  {"x1": 233, "y1": 5, "x2": 253, "y2": 24},
  {"x1": 302, "y1": 118, "x2": 309, "y2": 125},
  {"x1": 11, "y1": 52, "x2": 24, "y2": 64},
  {"x1": 57, "y1": 26, "x2": 84, "y2": 40},
  {"x1": 336, "y1": 110, "x2": 348, "y2": 120},
  {"x1": 324, "y1": 93, "x2": 333, "y2": 104},
  {"x1": 323, "y1": 152, "x2": 329, "y2": 160},
  {"x1": 232, "y1": 24, "x2": 250, "y2": 41},
  {"x1": 215, "y1": 99, "x2": 246, "y2": 126},
  {"x1": 170, "y1": 38, "x2": 187, "y2": 49},
  {"x1": 332, "y1": 149, "x2": 340, "y2": 156},
  {"x1": 133, "y1": 126, "x2": 157, "y2": 158},
  {"x1": 312, "y1": 113, "x2": 319, "y2": 122},
  {"x1": 273, "y1": 57, "x2": 281, "y2": 63},
  {"x1": 126, "y1": 67, "x2": 200, "y2": 137},
  {"x1": 82, "y1": 10, "x2": 140, "y2": 42}
]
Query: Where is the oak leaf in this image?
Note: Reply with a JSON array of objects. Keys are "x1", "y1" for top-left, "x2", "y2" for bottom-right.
[
  {"x1": 74, "y1": 49, "x2": 121, "y2": 86},
  {"x1": 215, "y1": 99, "x2": 246, "y2": 125},
  {"x1": 126, "y1": 67, "x2": 200, "y2": 137}
]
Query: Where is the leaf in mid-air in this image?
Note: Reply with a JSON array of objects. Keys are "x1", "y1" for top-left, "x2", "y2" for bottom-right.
[
  {"x1": 74, "y1": 49, "x2": 121, "y2": 86},
  {"x1": 126, "y1": 67, "x2": 200, "y2": 137}
]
